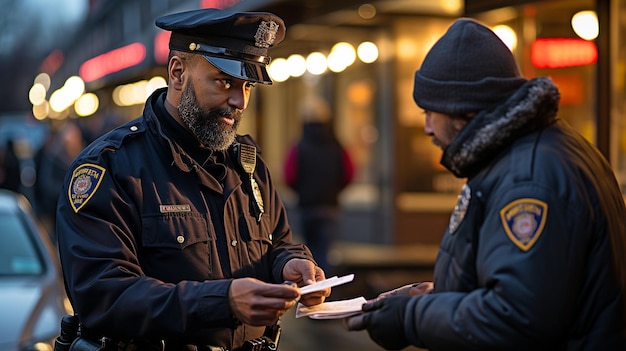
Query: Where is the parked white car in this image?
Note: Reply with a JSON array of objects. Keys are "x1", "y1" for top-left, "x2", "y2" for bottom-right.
[{"x1": 0, "y1": 189, "x2": 72, "y2": 351}]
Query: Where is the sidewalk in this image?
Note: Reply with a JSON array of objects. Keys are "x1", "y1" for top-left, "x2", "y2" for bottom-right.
[{"x1": 279, "y1": 307, "x2": 427, "y2": 351}]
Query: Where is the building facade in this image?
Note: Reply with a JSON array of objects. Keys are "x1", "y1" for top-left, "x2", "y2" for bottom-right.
[{"x1": 44, "y1": 0, "x2": 624, "y2": 247}]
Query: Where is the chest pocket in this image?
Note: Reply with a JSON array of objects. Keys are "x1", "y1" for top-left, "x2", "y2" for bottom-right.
[
  {"x1": 236, "y1": 213, "x2": 273, "y2": 279},
  {"x1": 140, "y1": 212, "x2": 215, "y2": 282}
]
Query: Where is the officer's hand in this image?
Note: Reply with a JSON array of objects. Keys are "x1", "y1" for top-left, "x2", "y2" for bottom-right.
[
  {"x1": 229, "y1": 277, "x2": 300, "y2": 326},
  {"x1": 344, "y1": 296, "x2": 411, "y2": 350},
  {"x1": 282, "y1": 258, "x2": 330, "y2": 306},
  {"x1": 374, "y1": 281, "x2": 433, "y2": 301}
]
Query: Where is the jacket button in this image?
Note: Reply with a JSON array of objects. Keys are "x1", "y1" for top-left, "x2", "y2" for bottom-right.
[
  {"x1": 231, "y1": 240, "x2": 238, "y2": 246},
  {"x1": 130, "y1": 125, "x2": 138, "y2": 132},
  {"x1": 177, "y1": 235, "x2": 185, "y2": 244}
]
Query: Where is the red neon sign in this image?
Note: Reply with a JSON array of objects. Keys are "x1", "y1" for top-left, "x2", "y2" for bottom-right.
[
  {"x1": 531, "y1": 38, "x2": 597, "y2": 69},
  {"x1": 79, "y1": 42, "x2": 146, "y2": 82},
  {"x1": 201, "y1": 0, "x2": 242, "y2": 9},
  {"x1": 155, "y1": 31, "x2": 170, "y2": 65}
]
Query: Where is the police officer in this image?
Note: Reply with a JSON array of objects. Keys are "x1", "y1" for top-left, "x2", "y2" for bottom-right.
[
  {"x1": 56, "y1": 8, "x2": 330, "y2": 350},
  {"x1": 346, "y1": 18, "x2": 626, "y2": 350}
]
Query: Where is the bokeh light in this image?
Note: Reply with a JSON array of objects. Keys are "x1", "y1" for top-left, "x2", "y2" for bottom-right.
[
  {"x1": 571, "y1": 10, "x2": 598, "y2": 40},
  {"x1": 268, "y1": 58, "x2": 290, "y2": 82},
  {"x1": 492, "y1": 25, "x2": 517, "y2": 51},
  {"x1": 306, "y1": 52, "x2": 328, "y2": 75},
  {"x1": 357, "y1": 42, "x2": 379, "y2": 63}
]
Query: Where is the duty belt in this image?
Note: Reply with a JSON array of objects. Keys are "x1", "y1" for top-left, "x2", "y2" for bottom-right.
[{"x1": 55, "y1": 315, "x2": 281, "y2": 351}]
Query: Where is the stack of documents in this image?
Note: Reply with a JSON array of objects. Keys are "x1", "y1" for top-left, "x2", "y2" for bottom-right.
[
  {"x1": 295, "y1": 296, "x2": 366, "y2": 319},
  {"x1": 294, "y1": 274, "x2": 366, "y2": 319}
]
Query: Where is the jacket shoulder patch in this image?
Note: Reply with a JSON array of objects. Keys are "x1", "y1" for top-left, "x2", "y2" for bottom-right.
[
  {"x1": 68, "y1": 163, "x2": 106, "y2": 213},
  {"x1": 499, "y1": 198, "x2": 547, "y2": 251}
]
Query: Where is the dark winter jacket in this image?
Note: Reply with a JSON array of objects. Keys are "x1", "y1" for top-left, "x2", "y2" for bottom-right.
[{"x1": 406, "y1": 78, "x2": 626, "y2": 350}]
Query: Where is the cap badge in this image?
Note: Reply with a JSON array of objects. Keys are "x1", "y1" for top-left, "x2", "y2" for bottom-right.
[{"x1": 254, "y1": 20, "x2": 279, "y2": 48}]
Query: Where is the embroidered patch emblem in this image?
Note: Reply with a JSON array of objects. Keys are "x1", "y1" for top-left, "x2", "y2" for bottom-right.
[
  {"x1": 254, "y1": 20, "x2": 279, "y2": 48},
  {"x1": 499, "y1": 198, "x2": 548, "y2": 251},
  {"x1": 68, "y1": 163, "x2": 106, "y2": 213},
  {"x1": 448, "y1": 183, "x2": 471, "y2": 234}
]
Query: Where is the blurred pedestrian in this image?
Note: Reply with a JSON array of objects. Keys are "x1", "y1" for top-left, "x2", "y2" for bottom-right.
[
  {"x1": 346, "y1": 18, "x2": 626, "y2": 350},
  {"x1": 0, "y1": 138, "x2": 21, "y2": 192},
  {"x1": 56, "y1": 8, "x2": 329, "y2": 350},
  {"x1": 34, "y1": 121, "x2": 84, "y2": 241},
  {"x1": 284, "y1": 96, "x2": 355, "y2": 274}
]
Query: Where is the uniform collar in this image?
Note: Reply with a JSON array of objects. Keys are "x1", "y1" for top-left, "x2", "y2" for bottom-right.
[{"x1": 441, "y1": 77, "x2": 560, "y2": 178}]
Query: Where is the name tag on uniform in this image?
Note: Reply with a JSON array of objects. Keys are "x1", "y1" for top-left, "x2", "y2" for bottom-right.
[{"x1": 159, "y1": 204, "x2": 191, "y2": 213}]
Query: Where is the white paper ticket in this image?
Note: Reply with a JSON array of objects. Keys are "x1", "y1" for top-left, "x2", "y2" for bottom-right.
[{"x1": 298, "y1": 274, "x2": 355, "y2": 295}]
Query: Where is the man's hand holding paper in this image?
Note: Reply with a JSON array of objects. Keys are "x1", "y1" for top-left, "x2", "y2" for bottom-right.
[{"x1": 282, "y1": 258, "x2": 331, "y2": 306}]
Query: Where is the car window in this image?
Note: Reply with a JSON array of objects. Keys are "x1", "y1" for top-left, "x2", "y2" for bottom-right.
[{"x1": 0, "y1": 213, "x2": 44, "y2": 276}]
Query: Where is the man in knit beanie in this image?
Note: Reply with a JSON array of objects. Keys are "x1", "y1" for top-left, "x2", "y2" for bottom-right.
[{"x1": 347, "y1": 18, "x2": 626, "y2": 350}]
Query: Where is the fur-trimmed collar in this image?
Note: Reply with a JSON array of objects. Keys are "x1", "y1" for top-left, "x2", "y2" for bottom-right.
[{"x1": 441, "y1": 77, "x2": 560, "y2": 178}]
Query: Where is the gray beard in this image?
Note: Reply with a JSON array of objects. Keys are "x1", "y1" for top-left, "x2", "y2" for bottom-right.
[{"x1": 178, "y1": 81, "x2": 240, "y2": 151}]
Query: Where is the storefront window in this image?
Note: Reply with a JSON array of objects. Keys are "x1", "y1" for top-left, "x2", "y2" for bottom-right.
[
  {"x1": 394, "y1": 17, "x2": 462, "y2": 194},
  {"x1": 612, "y1": 0, "x2": 626, "y2": 193}
]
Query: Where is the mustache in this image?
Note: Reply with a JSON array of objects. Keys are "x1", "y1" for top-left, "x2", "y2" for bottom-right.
[
  {"x1": 431, "y1": 136, "x2": 443, "y2": 148},
  {"x1": 208, "y1": 107, "x2": 242, "y2": 121}
]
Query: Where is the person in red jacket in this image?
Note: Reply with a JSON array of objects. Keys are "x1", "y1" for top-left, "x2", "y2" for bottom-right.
[{"x1": 284, "y1": 96, "x2": 355, "y2": 274}]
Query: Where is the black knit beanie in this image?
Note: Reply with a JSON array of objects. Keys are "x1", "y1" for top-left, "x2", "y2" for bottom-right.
[{"x1": 413, "y1": 18, "x2": 527, "y2": 115}]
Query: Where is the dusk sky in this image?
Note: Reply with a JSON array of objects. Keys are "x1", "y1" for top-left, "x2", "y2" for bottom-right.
[{"x1": 0, "y1": 0, "x2": 88, "y2": 113}]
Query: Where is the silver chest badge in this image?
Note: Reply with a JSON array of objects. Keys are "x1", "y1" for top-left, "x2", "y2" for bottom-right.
[
  {"x1": 232, "y1": 143, "x2": 264, "y2": 222},
  {"x1": 448, "y1": 183, "x2": 471, "y2": 234},
  {"x1": 254, "y1": 21, "x2": 279, "y2": 48}
]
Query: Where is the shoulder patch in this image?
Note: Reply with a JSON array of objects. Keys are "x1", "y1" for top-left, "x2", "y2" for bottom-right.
[
  {"x1": 68, "y1": 163, "x2": 106, "y2": 213},
  {"x1": 499, "y1": 198, "x2": 548, "y2": 251}
]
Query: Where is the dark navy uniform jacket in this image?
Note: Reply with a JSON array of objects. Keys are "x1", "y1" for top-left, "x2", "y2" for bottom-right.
[
  {"x1": 56, "y1": 88, "x2": 314, "y2": 349},
  {"x1": 404, "y1": 78, "x2": 626, "y2": 350}
]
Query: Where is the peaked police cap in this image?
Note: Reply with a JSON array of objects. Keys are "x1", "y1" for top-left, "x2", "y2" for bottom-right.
[{"x1": 156, "y1": 8, "x2": 286, "y2": 84}]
